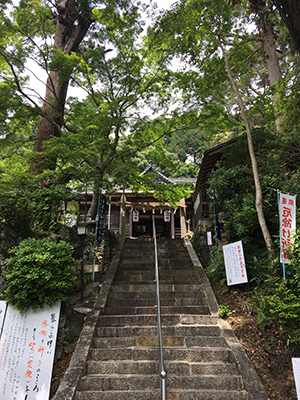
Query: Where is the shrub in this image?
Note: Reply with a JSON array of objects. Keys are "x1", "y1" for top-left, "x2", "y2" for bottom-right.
[
  {"x1": 205, "y1": 250, "x2": 228, "y2": 288},
  {"x1": 4, "y1": 237, "x2": 77, "y2": 312},
  {"x1": 218, "y1": 304, "x2": 232, "y2": 318}
]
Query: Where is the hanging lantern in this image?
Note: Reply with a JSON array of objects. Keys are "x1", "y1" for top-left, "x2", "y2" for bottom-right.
[
  {"x1": 164, "y1": 210, "x2": 171, "y2": 222},
  {"x1": 133, "y1": 210, "x2": 139, "y2": 222}
]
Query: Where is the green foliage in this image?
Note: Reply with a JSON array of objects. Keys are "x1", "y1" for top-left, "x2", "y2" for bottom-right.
[
  {"x1": 248, "y1": 230, "x2": 300, "y2": 350},
  {"x1": 4, "y1": 237, "x2": 77, "y2": 312},
  {"x1": 218, "y1": 303, "x2": 232, "y2": 318},
  {"x1": 64, "y1": 325, "x2": 75, "y2": 345},
  {"x1": 0, "y1": 170, "x2": 76, "y2": 258},
  {"x1": 205, "y1": 251, "x2": 227, "y2": 287},
  {"x1": 163, "y1": 127, "x2": 209, "y2": 166},
  {"x1": 29, "y1": 178, "x2": 74, "y2": 234},
  {"x1": 256, "y1": 280, "x2": 300, "y2": 348}
]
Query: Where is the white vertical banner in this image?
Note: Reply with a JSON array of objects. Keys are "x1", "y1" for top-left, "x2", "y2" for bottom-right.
[
  {"x1": 279, "y1": 192, "x2": 297, "y2": 264},
  {"x1": 223, "y1": 240, "x2": 248, "y2": 286},
  {"x1": 0, "y1": 302, "x2": 61, "y2": 400},
  {"x1": 207, "y1": 231, "x2": 212, "y2": 246},
  {"x1": 292, "y1": 358, "x2": 300, "y2": 399}
]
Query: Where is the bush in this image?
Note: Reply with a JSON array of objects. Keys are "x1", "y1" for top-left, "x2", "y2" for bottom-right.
[
  {"x1": 205, "y1": 251, "x2": 227, "y2": 288},
  {"x1": 4, "y1": 238, "x2": 77, "y2": 312}
]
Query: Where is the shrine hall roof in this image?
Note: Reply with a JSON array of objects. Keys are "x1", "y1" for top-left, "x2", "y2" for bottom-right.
[{"x1": 140, "y1": 162, "x2": 196, "y2": 186}]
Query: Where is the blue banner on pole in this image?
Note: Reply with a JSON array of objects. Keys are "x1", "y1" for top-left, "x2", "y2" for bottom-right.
[
  {"x1": 97, "y1": 194, "x2": 107, "y2": 244},
  {"x1": 214, "y1": 195, "x2": 222, "y2": 241}
]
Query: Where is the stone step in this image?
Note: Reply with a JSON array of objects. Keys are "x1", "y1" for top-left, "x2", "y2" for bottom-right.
[
  {"x1": 107, "y1": 290, "x2": 206, "y2": 300},
  {"x1": 113, "y1": 278, "x2": 198, "y2": 285},
  {"x1": 106, "y1": 297, "x2": 207, "y2": 307},
  {"x1": 89, "y1": 347, "x2": 232, "y2": 363},
  {"x1": 116, "y1": 265, "x2": 194, "y2": 273},
  {"x1": 119, "y1": 259, "x2": 193, "y2": 268},
  {"x1": 123, "y1": 240, "x2": 183, "y2": 249},
  {"x1": 93, "y1": 335, "x2": 227, "y2": 349},
  {"x1": 86, "y1": 359, "x2": 236, "y2": 376},
  {"x1": 97, "y1": 314, "x2": 215, "y2": 327},
  {"x1": 109, "y1": 283, "x2": 204, "y2": 292},
  {"x1": 120, "y1": 251, "x2": 191, "y2": 257},
  {"x1": 96, "y1": 324, "x2": 221, "y2": 338},
  {"x1": 78, "y1": 374, "x2": 244, "y2": 391},
  {"x1": 86, "y1": 359, "x2": 237, "y2": 376},
  {"x1": 76, "y1": 390, "x2": 250, "y2": 400},
  {"x1": 114, "y1": 270, "x2": 197, "y2": 279},
  {"x1": 102, "y1": 305, "x2": 210, "y2": 315},
  {"x1": 64, "y1": 238, "x2": 262, "y2": 400}
]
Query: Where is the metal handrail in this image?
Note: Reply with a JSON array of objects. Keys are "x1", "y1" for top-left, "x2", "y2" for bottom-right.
[{"x1": 152, "y1": 214, "x2": 167, "y2": 400}]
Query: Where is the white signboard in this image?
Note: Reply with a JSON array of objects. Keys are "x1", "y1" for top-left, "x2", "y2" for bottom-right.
[
  {"x1": 207, "y1": 232, "x2": 212, "y2": 246},
  {"x1": 0, "y1": 301, "x2": 7, "y2": 339},
  {"x1": 223, "y1": 240, "x2": 248, "y2": 286},
  {"x1": 279, "y1": 192, "x2": 297, "y2": 264},
  {"x1": 0, "y1": 302, "x2": 61, "y2": 400},
  {"x1": 292, "y1": 358, "x2": 300, "y2": 399}
]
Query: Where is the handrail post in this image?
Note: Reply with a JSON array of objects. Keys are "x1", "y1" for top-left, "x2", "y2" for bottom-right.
[{"x1": 152, "y1": 214, "x2": 167, "y2": 399}]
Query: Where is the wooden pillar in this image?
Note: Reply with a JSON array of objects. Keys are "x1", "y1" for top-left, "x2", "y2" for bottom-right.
[
  {"x1": 129, "y1": 208, "x2": 133, "y2": 238},
  {"x1": 180, "y1": 199, "x2": 187, "y2": 238},
  {"x1": 119, "y1": 194, "x2": 126, "y2": 238},
  {"x1": 107, "y1": 197, "x2": 111, "y2": 230},
  {"x1": 171, "y1": 209, "x2": 175, "y2": 239}
]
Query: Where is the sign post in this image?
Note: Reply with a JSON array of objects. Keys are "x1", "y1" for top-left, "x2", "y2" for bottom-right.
[
  {"x1": 0, "y1": 302, "x2": 61, "y2": 400},
  {"x1": 223, "y1": 241, "x2": 248, "y2": 287},
  {"x1": 292, "y1": 358, "x2": 300, "y2": 400},
  {"x1": 207, "y1": 231, "x2": 212, "y2": 246}
]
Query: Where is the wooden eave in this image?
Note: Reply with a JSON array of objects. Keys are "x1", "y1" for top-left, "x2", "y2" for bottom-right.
[{"x1": 193, "y1": 140, "x2": 235, "y2": 202}]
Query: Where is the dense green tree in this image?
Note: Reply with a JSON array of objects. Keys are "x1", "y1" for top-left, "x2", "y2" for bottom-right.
[
  {"x1": 1, "y1": 0, "x2": 194, "y2": 222},
  {"x1": 163, "y1": 127, "x2": 209, "y2": 166},
  {"x1": 148, "y1": 0, "x2": 278, "y2": 254}
]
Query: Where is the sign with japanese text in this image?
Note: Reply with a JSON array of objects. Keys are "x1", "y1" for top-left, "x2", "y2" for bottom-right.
[
  {"x1": 223, "y1": 241, "x2": 248, "y2": 286},
  {"x1": 207, "y1": 231, "x2": 212, "y2": 246},
  {"x1": 292, "y1": 358, "x2": 300, "y2": 399},
  {"x1": 279, "y1": 192, "x2": 296, "y2": 264},
  {"x1": 0, "y1": 302, "x2": 60, "y2": 400}
]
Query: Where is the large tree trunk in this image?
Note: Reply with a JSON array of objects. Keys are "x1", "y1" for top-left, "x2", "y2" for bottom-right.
[
  {"x1": 272, "y1": 0, "x2": 300, "y2": 52},
  {"x1": 220, "y1": 41, "x2": 274, "y2": 256},
  {"x1": 258, "y1": 1, "x2": 283, "y2": 130},
  {"x1": 87, "y1": 174, "x2": 104, "y2": 221},
  {"x1": 31, "y1": 0, "x2": 92, "y2": 170}
]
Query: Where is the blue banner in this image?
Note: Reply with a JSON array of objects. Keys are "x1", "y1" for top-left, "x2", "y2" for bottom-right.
[{"x1": 96, "y1": 194, "x2": 107, "y2": 244}]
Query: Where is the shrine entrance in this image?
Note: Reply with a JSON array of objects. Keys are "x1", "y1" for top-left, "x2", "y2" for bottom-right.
[{"x1": 131, "y1": 209, "x2": 172, "y2": 238}]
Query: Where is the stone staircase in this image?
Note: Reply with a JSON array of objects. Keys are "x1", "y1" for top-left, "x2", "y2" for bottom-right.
[{"x1": 71, "y1": 238, "x2": 266, "y2": 400}]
